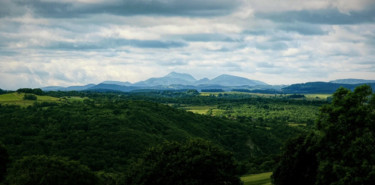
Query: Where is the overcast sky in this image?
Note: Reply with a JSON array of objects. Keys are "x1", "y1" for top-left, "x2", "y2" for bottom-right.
[{"x1": 1, "y1": 0, "x2": 375, "y2": 89}]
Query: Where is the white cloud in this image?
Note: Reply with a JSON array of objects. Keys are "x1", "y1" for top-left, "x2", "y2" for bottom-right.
[{"x1": 0, "y1": 0, "x2": 374, "y2": 89}]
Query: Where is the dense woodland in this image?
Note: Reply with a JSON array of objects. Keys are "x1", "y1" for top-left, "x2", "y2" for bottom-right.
[{"x1": 0, "y1": 85, "x2": 373, "y2": 184}]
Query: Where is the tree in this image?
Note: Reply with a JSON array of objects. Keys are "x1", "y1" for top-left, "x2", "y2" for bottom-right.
[
  {"x1": 315, "y1": 85, "x2": 375, "y2": 185},
  {"x1": 125, "y1": 139, "x2": 242, "y2": 185},
  {"x1": 23, "y1": 94, "x2": 37, "y2": 100},
  {"x1": 272, "y1": 133, "x2": 318, "y2": 185},
  {"x1": 272, "y1": 85, "x2": 375, "y2": 185},
  {"x1": 6, "y1": 155, "x2": 98, "y2": 185},
  {"x1": 0, "y1": 143, "x2": 9, "y2": 183}
]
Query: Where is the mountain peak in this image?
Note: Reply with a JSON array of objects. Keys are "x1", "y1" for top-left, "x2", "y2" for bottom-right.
[
  {"x1": 210, "y1": 74, "x2": 267, "y2": 86},
  {"x1": 165, "y1": 72, "x2": 196, "y2": 82}
]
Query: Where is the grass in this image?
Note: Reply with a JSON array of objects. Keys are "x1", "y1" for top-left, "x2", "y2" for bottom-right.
[
  {"x1": 182, "y1": 105, "x2": 216, "y2": 114},
  {"x1": 0, "y1": 93, "x2": 87, "y2": 107},
  {"x1": 304, "y1": 94, "x2": 331, "y2": 100},
  {"x1": 241, "y1": 172, "x2": 272, "y2": 185}
]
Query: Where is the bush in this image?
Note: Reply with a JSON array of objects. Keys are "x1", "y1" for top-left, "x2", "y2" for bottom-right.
[
  {"x1": 0, "y1": 143, "x2": 9, "y2": 183},
  {"x1": 23, "y1": 94, "x2": 37, "y2": 100},
  {"x1": 125, "y1": 139, "x2": 242, "y2": 185},
  {"x1": 6, "y1": 155, "x2": 98, "y2": 185}
]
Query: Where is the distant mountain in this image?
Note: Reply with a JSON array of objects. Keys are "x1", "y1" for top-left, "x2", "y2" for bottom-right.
[
  {"x1": 195, "y1": 78, "x2": 210, "y2": 85},
  {"x1": 88, "y1": 83, "x2": 139, "y2": 92},
  {"x1": 205, "y1": 74, "x2": 268, "y2": 86},
  {"x1": 41, "y1": 86, "x2": 65, "y2": 91},
  {"x1": 102, "y1": 81, "x2": 132, "y2": 86},
  {"x1": 42, "y1": 84, "x2": 95, "y2": 91},
  {"x1": 330, "y1": 79, "x2": 375, "y2": 84},
  {"x1": 134, "y1": 72, "x2": 197, "y2": 86},
  {"x1": 282, "y1": 82, "x2": 375, "y2": 94},
  {"x1": 165, "y1": 72, "x2": 196, "y2": 82},
  {"x1": 41, "y1": 72, "x2": 269, "y2": 92}
]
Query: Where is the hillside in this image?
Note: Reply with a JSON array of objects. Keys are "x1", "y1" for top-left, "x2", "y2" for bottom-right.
[
  {"x1": 0, "y1": 95, "x2": 302, "y2": 172},
  {"x1": 282, "y1": 82, "x2": 375, "y2": 94},
  {"x1": 330, "y1": 78, "x2": 375, "y2": 84}
]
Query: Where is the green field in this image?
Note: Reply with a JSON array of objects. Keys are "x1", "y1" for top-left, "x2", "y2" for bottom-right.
[
  {"x1": 241, "y1": 172, "x2": 272, "y2": 185},
  {"x1": 182, "y1": 105, "x2": 216, "y2": 114},
  {"x1": 182, "y1": 102, "x2": 319, "y2": 125},
  {"x1": 0, "y1": 93, "x2": 87, "y2": 107}
]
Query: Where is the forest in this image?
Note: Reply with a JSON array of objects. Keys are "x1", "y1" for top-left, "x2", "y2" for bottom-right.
[{"x1": 0, "y1": 85, "x2": 374, "y2": 185}]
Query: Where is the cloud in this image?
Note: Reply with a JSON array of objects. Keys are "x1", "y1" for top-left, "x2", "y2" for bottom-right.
[
  {"x1": 15, "y1": 0, "x2": 241, "y2": 18},
  {"x1": 174, "y1": 33, "x2": 238, "y2": 42},
  {"x1": 258, "y1": 8, "x2": 375, "y2": 25},
  {"x1": 0, "y1": 0, "x2": 375, "y2": 89},
  {"x1": 47, "y1": 39, "x2": 187, "y2": 50},
  {"x1": 278, "y1": 23, "x2": 327, "y2": 35}
]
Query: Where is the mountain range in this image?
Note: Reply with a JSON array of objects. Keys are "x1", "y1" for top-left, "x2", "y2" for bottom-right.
[
  {"x1": 40, "y1": 72, "x2": 375, "y2": 94},
  {"x1": 42, "y1": 72, "x2": 270, "y2": 92}
]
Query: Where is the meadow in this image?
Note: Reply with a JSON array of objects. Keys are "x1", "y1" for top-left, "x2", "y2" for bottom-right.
[
  {"x1": 0, "y1": 92, "x2": 87, "y2": 107},
  {"x1": 241, "y1": 172, "x2": 272, "y2": 185}
]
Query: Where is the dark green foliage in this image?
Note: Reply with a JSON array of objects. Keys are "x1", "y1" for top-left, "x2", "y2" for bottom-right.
[
  {"x1": 0, "y1": 89, "x2": 6, "y2": 95},
  {"x1": 273, "y1": 85, "x2": 375, "y2": 185},
  {"x1": 0, "y1": 100, "x2": 253, "y2": 172},
  {"x1": 6, "y1": 155, "x2": 98, "y2": 185},
  {"x1": 315, "y1": 85, "x2": 375, "y2": 185},
  {"x1": 0, "y1": 143, "x2": 9, "y2": 183},
  {"x1": 272, "y1": 134, "x2": 318, "y2": 185},
  {"x1": 23, "y1": 94, "x2": 37, "y2": 100},
  {"x1": 287, "y1": 94, "x2": 305, "y2": 99},
  {"x1": 17, "y1": 88, "x2": 43, "y2": 95},
  {"x1": 201, "y1": 89, "x2": 224, "y2": 92},
  {"x1": 96, "y1": 172, "x2": 123, "y2": 185},
  {"x1": 125, "y1": 139, "x2": 242, "y2": 185}
]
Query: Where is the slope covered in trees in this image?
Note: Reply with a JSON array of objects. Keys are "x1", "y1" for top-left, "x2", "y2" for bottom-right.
[
  {"x1": 273, "y1": 85, "x2": 375, "y2": 185},
  {"x1": 0, "y1": 95, "x2": 304, "y2": 174}
]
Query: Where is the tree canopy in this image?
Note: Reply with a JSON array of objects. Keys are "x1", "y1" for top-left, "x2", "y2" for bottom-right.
[
  {"x1": 6, "y1": 155, "x2": 98, "y2": 185},
  {"x1": 0, "y1": 142, "x2": 9, "y2": 183},
  {"x1": 272, "y1": 85, "x2": 375, "y2": 185},
  {"x1": 124, "y1": 139, "x2": 242, "y2": 185}
]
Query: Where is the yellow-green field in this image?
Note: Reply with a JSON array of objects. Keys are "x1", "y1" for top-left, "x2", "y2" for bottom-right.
[
  {"x1": 304, "y1": 94, "x2": 331, "y2": 100},
  {"x1": 0, "y1": 93, "x2": 87, "y2": 107},
  {"x1": 182, "y1": 105, "x2": 215, "y2": 114},
  {"x1": 241, "y1": 172, "x2": 272, "y2": 185}
]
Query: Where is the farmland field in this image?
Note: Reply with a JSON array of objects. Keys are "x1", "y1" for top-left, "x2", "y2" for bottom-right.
[
  {"x1": 0, "y1": 92, "x2": 87, "y2": 107},
  {"x1": 241, "y1": 172, "x2": 272, "y2": 185}
]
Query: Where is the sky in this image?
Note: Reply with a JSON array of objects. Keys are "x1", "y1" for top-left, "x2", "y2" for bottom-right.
[{"x1": 1, "y1": 0, "x2": 375, "y2": 90}]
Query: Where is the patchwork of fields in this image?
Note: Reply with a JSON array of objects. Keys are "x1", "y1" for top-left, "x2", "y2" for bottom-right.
[{"x1": 0, "y1": 92, "x2": 87, "y2": 107}]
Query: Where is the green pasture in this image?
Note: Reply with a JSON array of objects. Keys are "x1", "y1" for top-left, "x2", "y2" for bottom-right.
[
  {"x1": 0, "y1": 92, "x2": 87, "y2": 107},
  {"x1": 182, "y1": 102, "x2": 319, "y2": 125},
  {"x1": 241, "y1": 172, "x2": 272, "y2": 185},
  {"x1": 182, "y1": 105, "x2": 216, "y2": 114}
]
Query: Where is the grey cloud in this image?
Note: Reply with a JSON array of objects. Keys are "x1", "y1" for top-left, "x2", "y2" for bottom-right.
[
  {"x1": 258, "y1": 7, "x2": 375, "y2": 25},
  {"x1": 46, "y1": 38, "x2": 187, "y2": 50},
  {"x1": 16, "y1": 0, "x2": 241, "y2": 18},
  {"x1": 278, "y1": 23, "x2": 327, "y2": 35},
  {"x1": 158, "y1": 60, "x2": 189, "y2": 66},
  {"x1": 0, "y1": 0, "x2": 26, "y2": 18},
  {"x1": 257, "y1": 62, "x2": 275, "y2": 68},
  {"x1": 176, "y1": 33, "x2": 238, "y2": 42},
  {"x1": 255, "y1": 41, "x2": 288, "y2": 51}
]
